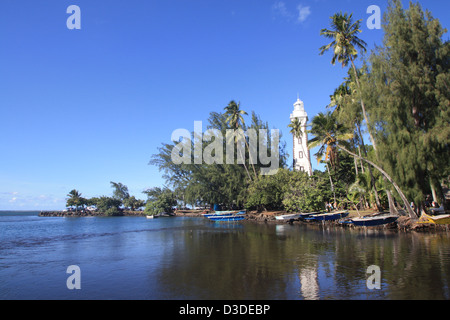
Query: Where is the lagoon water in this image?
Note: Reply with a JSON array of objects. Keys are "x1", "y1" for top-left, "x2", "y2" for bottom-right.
[{"x1": 0, "y1": 211, "x2": 449, "y2": 300}]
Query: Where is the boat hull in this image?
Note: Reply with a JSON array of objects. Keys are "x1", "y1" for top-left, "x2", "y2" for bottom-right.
[
  {"x1": 418, "y1": 213, "x2": 450, "y2": 225},
  {"x1": 202, "y1": 210, "x2": 245, "y2": 218},
  {"x1": 275, "y1": 212, "x2": 321, "y2": 221},
  {"x1": 202, "y1": 212, "x2": 234, "y2": 218},
  {"x1": 305, "y1": 211, "x2": 349, "y2": 221},
  {"x1": 275, "y1": 213, "x2": 301, "y2": 221},
  {"x1": 350, "y1": 215, "x2": 398, "y2": 227},
  {"x1": 208, "y1": 215, "x2": 245, "y2": 222}
]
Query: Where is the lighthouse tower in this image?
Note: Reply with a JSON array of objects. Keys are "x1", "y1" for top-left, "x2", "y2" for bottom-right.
[{"x1": 290, "y1": 97, "x2": 313, "y2": 176}]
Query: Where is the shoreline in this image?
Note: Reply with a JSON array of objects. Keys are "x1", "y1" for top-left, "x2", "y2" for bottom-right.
[
  {"x1": 39, "y1": 209, "x2": 450, "y2": 233},
  {"x1": 39, "y1": 210, "x2": 146, "y2": 217}
]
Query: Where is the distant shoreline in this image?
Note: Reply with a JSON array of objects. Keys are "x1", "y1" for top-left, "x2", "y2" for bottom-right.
[{"x1": 38, "y1": 210, "x2": 146, "y2": 217}]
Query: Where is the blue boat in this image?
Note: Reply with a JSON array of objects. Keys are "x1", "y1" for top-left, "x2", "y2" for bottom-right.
[
  {"x1": 347, "y1": 214, "x2": 398, "y2": 227},
  {"x1": 202, "y1": 211, "x2": 234, "y2": 218},
  {"x1": 305, "y1": 211, "x2": 349, "y2": 221},
  {"x1": 202, "y1": 210, "x2": 246, "y2": 218},
  {"x1": 208, "y1": 215, "x2": 245, "y2": 222}
]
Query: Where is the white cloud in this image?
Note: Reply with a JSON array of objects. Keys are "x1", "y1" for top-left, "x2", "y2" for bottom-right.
[
  {"x1": 297, "y1": 5, "x2": 311, "y2": 23},
  {"x1": 272, "y1": 1, "x2": 292, "y2": 19},
  {"x1": 272, "y1": 2, "x2": 311, "y2": 23}
]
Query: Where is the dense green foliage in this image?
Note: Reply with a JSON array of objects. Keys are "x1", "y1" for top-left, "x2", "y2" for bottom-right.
[
  {"x1": 143, "y1": 187, "x2": 177, "y2": 216},
  {"x1": 66, "y1": 1, "x2": 448, "y2": 216},
  {"x1": 150, "y1": 104, "x2": 288, "y2": 210},
  {"x1": 314, "y1": 0, "x2": 449, "y2": 215},
  {"x1": 361, "y1": 0, "x2": 449, "y2": 210}
]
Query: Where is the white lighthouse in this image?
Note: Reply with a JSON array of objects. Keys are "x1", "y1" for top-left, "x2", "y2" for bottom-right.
[{"x1": 290, "y1": 97, "x2": 313, "y2": 176}]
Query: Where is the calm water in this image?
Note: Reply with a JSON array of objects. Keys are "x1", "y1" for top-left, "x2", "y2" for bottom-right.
[{"x1": 0, "y1": 211, "x2": 449, "y2": 300}]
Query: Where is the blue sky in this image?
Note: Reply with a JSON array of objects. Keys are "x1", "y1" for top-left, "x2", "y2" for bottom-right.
[{"x1": 0, "y1": 0, "x2": 448, "y2": 210}]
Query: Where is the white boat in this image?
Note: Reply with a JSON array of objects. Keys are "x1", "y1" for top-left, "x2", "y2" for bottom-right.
[
  {"x1": 275, "y1": 213, "x2": 302, "y2": 221},
  {"x1": 202, "y1": 210, "x2": 245, "y2": 218},
  {"x1": 275, "y1": 212, "x2": 321, "y2": 221},
  {"x1": 146, "y1": 215, "x2": 155, "y2": 219}
]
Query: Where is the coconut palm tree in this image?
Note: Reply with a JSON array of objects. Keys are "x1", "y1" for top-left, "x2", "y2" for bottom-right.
[
  {"x1": 288, "y1": 117, "x2": 312, "y2": 174},
  {"x1": 288, "y1": 118, "x2": 302, "y2": 170},
  {"x1": 66, "y1": 189, "x2": 85, "y2": 212},
  {"x1": 319, "y1": 12, "x2": 378, "y2": 152},
  {"x1": 308, "y1": 112, "x2": 353, "y2": 205},
  {"x1": 328, "y1": 69, "x2": 385, "y2": 210},
  {"x1": 224, "y1": 101, "x2": 255, "y2": 180},
  {"x1": 308, "y1": 112, "x2": 353, "y2": 168},
  {"x1": 308, "y1": 112, "x2": 416, "y2": 218}
]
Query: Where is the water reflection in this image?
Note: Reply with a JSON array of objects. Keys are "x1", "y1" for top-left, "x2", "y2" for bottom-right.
[{"x1": 157, "y1": 220, "x2": 450, "y2": 300}]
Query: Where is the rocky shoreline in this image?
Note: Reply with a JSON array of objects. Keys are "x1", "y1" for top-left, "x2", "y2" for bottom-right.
[
  {"x1": 39, "y1": 210, "x2": 146, "y2": 217},
  {"x1": 245, "y1": 212, "x2": 449, "y2": 232}
]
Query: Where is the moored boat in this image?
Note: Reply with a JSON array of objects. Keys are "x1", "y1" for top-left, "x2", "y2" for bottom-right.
[
  {"x1": 275, "y1": 212, "x2": 321, "y2": 221},
  {"x1": 348, "y1": 214, "x2": 398, "y2": 227},
  {"x1": 275, "y1": 213, "x2": 302, "y2": 221},
  {"x1": 208, "y1": 215, "x2": 245, "y2": 222},
  {"x1": 305, "y1": 211, "x2": 349, "y2": 221},
  {"x1": 202, "y1": 210, "x2": 245, "y2": 218},
  {"x1": 417, "y1": 212, "x2": 450, "y2": 225},
  {"x1": 202, "y1": 211, "x2": 235, "y2": 218}
]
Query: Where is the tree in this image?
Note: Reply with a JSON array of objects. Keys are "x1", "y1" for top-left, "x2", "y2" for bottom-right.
[
  {"x1": 319, "y1": 11, "x2": 389, "y2": 212},
  {"x1": 245, "y1": 168, "x2": 291, "y2": 212},
  {"x1": 123, "y1": 196, "x2": 146, "y2": 211},
  {"x1": 327, "y1": 69, "x2": 383, "y2": 211},
  {"x1": 110, "y1": 182, "x2": 130, "y2": 203},
  {"x1": 361, "y1": 0, "x2": 450, "y2": 213},
  {"x1": 288, "y1": 117, "x2": 312, "y2": 174},
  {"x1": 282, "y1": 170, "x2": 325, "y2": 213},
  {"x1": 319, "y1": 12, "x2": 376, "y2": 150},
  {"x1": 307, "y1": 112, "x2": 353, "y2": 205},
  {"x1": 91, "y1": 196, "x2": 122, "y2": 216},
  {"x1": 308, "y1": 111, "x2": 354, "y2": 168},
  {"x1": 66, "y1": 189, "x2": 87, "y2": 211},
  {"x1": 224, "y1": 100, "x2": 256, "y2": 180},
  {"x1": 143, "y1": 187, "x2": 177, "y2": 216},
  {"x1": 308, "y1": 112, "x2": 416, "y2": 218},
  {"x1": 150, "y1": 107, "x2": 287, "y2": 209}
]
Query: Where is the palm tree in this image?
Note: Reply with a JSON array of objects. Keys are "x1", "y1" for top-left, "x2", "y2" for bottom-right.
[
  {"x1": 327, "y1": 68, "x2": 384, "y2": 210},
  {"x1": 224, "y1": 100, "x2": 247, "y2": 130},
  {"x1": 308, "y1": 112, "x2": 416, "y2": 218},
  {"x1": 288, "y1": 118, "x2": 312, "y2": 174},
  {"x1": 319, "y1": 12, "x2": 377, "y2": 152},
  {"x1": 66, "y1": 189, "x2": 84, "y2": 212},
  {"x1": 308, "y1": 112, "x2": 353, "y2": 167},
  {"x1": 308, "y1": 112, "x2": 353, "y2": 205},
  {"x1": 288, "y1": 118, "x2": 301, "y2": 169},
  {"x1": 224, "y1": 101, "x2": 256, "y2": 180}
]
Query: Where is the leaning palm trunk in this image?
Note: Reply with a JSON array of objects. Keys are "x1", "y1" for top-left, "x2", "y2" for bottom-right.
[
  {"x1": 244, "y1": 135, "x2": 258, "y2": 180},
  {"x1": 236, "y1": 126, "x2": 253, "y2": 182},
  {"x1": 355, "y1": 121, "x2": 382, "y2": 210},
  {"x1": 326, "y1": 162, "x2": 336, "y2": 205},
  {"x1": 337, "y1": 145, "x2": 417, "y2": 219},
  {"x1": 350, "y1": 59, "x2": 377, "y2": 151}
]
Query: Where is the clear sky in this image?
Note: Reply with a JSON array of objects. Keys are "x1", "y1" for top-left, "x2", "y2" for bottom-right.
[{"x1": 0, "y1": 0, "x2": 448, "y2": 210}]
